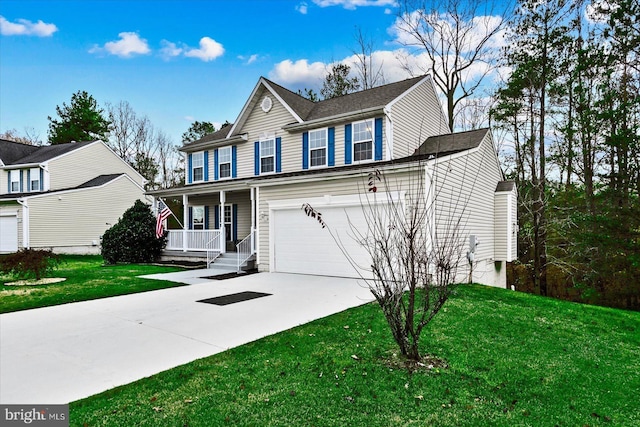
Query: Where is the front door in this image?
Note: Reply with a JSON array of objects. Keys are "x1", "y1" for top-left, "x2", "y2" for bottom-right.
[{"x1": 224, "y1": 205, "x2": 233, "y2": 242}]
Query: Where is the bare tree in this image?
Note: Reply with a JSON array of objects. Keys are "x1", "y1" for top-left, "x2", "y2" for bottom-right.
[
  {"x1": 303, "y1": 154, "x2": 478, "y2": 361},
  {"x1": 352, "y1": 27, "x2": 386, "y2": 90},
  {"x1": 395, "y1": 0, "x2": 510, "y2": 131},
  {"x1": 0, "y1": 128, "x2": 42, "y2": 145}
]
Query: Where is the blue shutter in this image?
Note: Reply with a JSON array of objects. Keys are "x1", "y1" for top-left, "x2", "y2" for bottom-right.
[
  {"x1": 374, "y1": 118, "x2": 383, "y2": 161},
  {"x1": 214, "y1": 149, "x2": 219, "y2": 181},
  {"x1": 302, "y1": 132, "x2": 309, "y2": 170},
  {"x1": 188, "y1": 207, "x2": 193, "y2": 230},
  {"x1": 232, "y1": 204, "x2": 238, "y2": 241},
  {"x1": 214, "y1": 205, "x2": 220, "y2": 229},
  {"x1": 254, "y1": 141, "x2": 260, "y2": 176},
  {"x1": 204, "y1": 206, "x2": 210, "y2": 229},
  {"x1": 19, "y1": 170, "x2": 23, "y2": 192},
  {"x1": 26, "y1": 170, "x2": 30, "y2": 192},
  {"x1": 328, "y1": 127, "x2": 335, "y2": 166},
  {"x1": 204, "y1": 151, "x2": 209, "y2": 181},
  {"x1": 345, "y1": 124, "x2": 352, "y2": 165},
  {"x1": 276, "y1": 137, "x2": 282, "y2": 173},
  {"x1": 232, "y1": 146, "x2": 237, "y2": 178},
  {"x1": 188, "y1": 154, "x2": 193, "y2": 184},
  {"x1": 39, "y1": 168, "x2": 44, "y2": 191}
]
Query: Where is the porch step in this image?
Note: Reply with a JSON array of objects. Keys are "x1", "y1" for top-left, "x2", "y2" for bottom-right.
[{"x1": 211, "y1": 253, "x2": 256, "y2": 271}]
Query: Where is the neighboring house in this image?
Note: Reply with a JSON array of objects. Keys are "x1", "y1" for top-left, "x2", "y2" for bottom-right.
[
  {"x1": 0, "y1": 139, "x2": 149, "y2": 254},
  {"x1": 149, "y1": 75, "x2": 517, "y2": 287}
]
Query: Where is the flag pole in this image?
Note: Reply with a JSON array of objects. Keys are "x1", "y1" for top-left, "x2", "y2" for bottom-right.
[{"x1": 159, "y1": 197, "x2": 184, "y2": 229}]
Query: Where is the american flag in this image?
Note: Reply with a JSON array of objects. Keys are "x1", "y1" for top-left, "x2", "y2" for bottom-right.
[{"x1": 156, "y1": 199, "x2": 172, "y2": 238}]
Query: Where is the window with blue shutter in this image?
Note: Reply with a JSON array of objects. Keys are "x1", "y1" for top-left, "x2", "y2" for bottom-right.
[
  {"x1": 188, "y1": 153, "x2": 193, "y2": 183},
  {"x1": 328, "y1": 127, "x2": 335, "y2": 166},
  {"x1": 254, "y1": 141, "x2": 260, "y2": 176},
  {"x1": 232, "y1": 204, "x2": 238, "y2": 241},
  {"x1": 204, "y1": 206, "x2": 210, "y2": 229},
  {"x1": 302, "y1": 132, "x2": 309, "y2": 170},
  {"x1": 214, "y1": 149, "x2": 219, "y2": 181},
  {"x1": 232, "y1": 146, "x2": 237, "y2": 178},
  {"x1": 214, "y1": 205, "x2": 220, "y2": 229},
  {"x1": 276, "y1": 137, "x2": 282, "y2": 173},
  {"x1": 345, "y1": 124, "x2": 352, "y2": 165},
  {"x1": 203, "y1": 151, "x2": 209, "y2": 181},
  {"x1": 374, "y1": 118, "x2": 383, "y2": 161}
]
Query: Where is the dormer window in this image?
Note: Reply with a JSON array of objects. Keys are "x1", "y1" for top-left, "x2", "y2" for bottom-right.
[
  {"x1": 191, "y1": 152, "x2": 204, "y2": 182},
  {"x1": 353, "y1": 119, "x2": 374, "y2": 162},
  {"x1": 309, "y1": 128, "x2": 327, "y2": 168},
  {"x1": 30, "y1": 168, "x2": 41, "y2": 192}
]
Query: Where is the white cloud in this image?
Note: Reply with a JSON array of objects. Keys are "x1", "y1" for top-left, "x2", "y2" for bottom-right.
[
  {"x1": 384, "y1": 8, "x2": 393, "y2": 14},
  {"x1": 268, "y1": 59, "x2": 328, "y2": 88},
  {"x1": 296, "y1": 2, "x2": 309, "y2": 14},
  {"x1": 312, "y1": 0, "x2": 396, "y2": 10},
  {"x1": 89, "y1": 32, "x2": 150, "y2": 58},
  {"x1": 183, "y1": 37, "x2": 224, "y2": 61},
  {"x1": 238, "y1": 53, "x2": 259, "y2": 65},
  {"x1": 0, "y1": 15, "x2": 58, "y2": 36},
  {"x1": 160, "y1": 40, "x2": 183, "y2": 60}
]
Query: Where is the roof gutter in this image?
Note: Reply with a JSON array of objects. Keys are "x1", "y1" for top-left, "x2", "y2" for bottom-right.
[
  {"x1": 2, "y1": 162, "x2": 43, "y2": 170},
  {"x1": 180, "y1": 133, "x2": 248, "y2": 153},
  {"x1": 282, "y1": 106, "x2": 384, "y2": 132}
]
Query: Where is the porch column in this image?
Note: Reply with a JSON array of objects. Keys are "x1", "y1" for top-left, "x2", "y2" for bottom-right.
[
  {"x1": 250, "y1": 187, "x2": 256, "y2": 252},
  {"x1": 219, "y1": 190, "x2": 226, "y2": 254},
  {"x1": 182, "y1": 194, "x2": 188, "y2": 252}
]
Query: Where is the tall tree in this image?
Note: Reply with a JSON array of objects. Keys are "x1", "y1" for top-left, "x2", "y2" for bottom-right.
[
  {"x1": 395, "y1": 0, "x2": 509, "y2": 131},
  {"x1": 352, "y1": 27, "x2": 385, "y2": 90},
  {"x1": 47, "y1": 90, "x2": 111, "y2": 144},
  {"x1": 181, "y1": 120, "x2": 216, "y2": 144},
  {"x1": 320, "y1": 63, "x2": 360, "y2": 99}
]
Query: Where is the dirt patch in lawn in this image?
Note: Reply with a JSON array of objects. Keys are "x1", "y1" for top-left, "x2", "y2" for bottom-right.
[{"x1": 4, "y1": 278, "x2": 67, "y2": 286}]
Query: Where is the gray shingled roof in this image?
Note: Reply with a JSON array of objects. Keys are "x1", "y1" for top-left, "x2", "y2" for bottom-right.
[
  {"x1": 189, "y1": 126, "x2": 234, "y2": 145},
  {"x1": 0, "y1": 139, "x2": 40, "y2": 165},
  {"x1": 185, "y1": 75, "x2": 428, "y2": 147},
  {"x1": 10, "y1": 141, "x2": 95, "y2": 165},
  {"x1": 415, "y1": 128, "x2": 489, "y2": 156},
  {"x1": 0, "y1": 173, "x2": 124, "y2": 200},
  {"x1": 496, "y1": 181, "x2": 515, "y2": 192}
]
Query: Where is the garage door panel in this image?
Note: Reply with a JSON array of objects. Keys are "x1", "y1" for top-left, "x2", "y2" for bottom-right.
[
  {"x1": 272, "y1": 205, "x2": 373, "y2": 278},
  {"x1": 0, "y1": 216, "x2": 18, "y2": 253}
]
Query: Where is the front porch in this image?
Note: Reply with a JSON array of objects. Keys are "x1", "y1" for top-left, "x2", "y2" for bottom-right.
[{"x1": 155, "y1": 186, "x2": 257, "y2": 272}]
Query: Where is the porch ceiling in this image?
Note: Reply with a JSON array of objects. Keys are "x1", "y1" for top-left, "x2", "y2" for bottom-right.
[{"x1": 148, "y1": 180, "x2": 252, "y2": 198}]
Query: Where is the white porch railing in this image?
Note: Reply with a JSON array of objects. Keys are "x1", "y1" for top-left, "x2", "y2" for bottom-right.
[
  {"x1": 207, "y1": 233, "x2": 222, "y2": 268},
  {"x1": 236, "y1": 228, "x2": 256, "y2": 271},
  {"x1": 166, "y1": 230, "x2": 221, "y2": 252}
]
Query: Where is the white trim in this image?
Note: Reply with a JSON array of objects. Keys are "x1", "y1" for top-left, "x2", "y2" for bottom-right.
[
  {"x1": 308, "y1": 127, "x2": 328, "y2": 169},
  {"x1": 8, "y1": 174, "x2": 144, "y2": 200},
  {"x1": 384, "y1": 75, "x2": 432, "y2": 111},
  {"x1": 383, "y1": 107, "x2": 393, "y2": 160},
  {"x1": 217, "y1": 146, "x2": 233, "y2": 180},
  {"x1": 261, "y1": 79, "x2": 304, "y2": 123},
  {"x1": 351, "y1": 118, "x2": 375, "y2": 163},
  {"x1": 259, "y1": 138, "x2": 276, "y2": 175},
  {"x1": 255, "y1": 185, "x2": 260, "y2": 265},
  {"x1": 191, "y1": 151, "x2": 205, "y2": 183},
  {"x1": 16, "y1": 198, "x2": 29, "y2": 249}
]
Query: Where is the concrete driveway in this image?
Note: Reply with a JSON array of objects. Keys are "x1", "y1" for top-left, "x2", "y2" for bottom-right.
[{"x1": 0, "y1": 271, "x2": 374, "y2": 404}]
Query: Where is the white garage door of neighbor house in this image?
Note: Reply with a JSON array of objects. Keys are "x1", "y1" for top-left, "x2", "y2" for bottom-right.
[
  {"x1": 0, "y1": 215, "x2": 18, "y2": 253},
  {"x1": 272, "y1": 202, "x2": 380, "y2": 279}
]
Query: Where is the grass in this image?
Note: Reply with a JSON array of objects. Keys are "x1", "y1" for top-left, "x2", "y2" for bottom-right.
[
  {"x1": 0, "y1": 255, "x2": 186, "y2": 313},
  {"x1": 70, "y1": 284, "x2": 640, "y2": 427}
]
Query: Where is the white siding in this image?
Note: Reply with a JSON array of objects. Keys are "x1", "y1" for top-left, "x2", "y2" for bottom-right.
[
  {"x1": 430, "y1": 133, "x2": 505, "y2": 286},
  {"x1": 27, "y1": 177, "x2": 146, "y2": 252},
  {"x1": 390, "y1": 78, "x2": 449, "y2": 158},
  {"x1": 47, "y1": 142, "x2": 146, "y2": 190}
]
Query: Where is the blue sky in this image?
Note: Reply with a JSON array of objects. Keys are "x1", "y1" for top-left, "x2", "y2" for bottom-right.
[{"x1": 0, "y1": 0, "x2": 503, "y2": 145}]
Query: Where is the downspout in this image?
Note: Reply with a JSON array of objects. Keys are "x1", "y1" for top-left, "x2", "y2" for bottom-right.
[
  {"x1": 383, "y1": 106, "x2": 393, "y2": 160},
  {"x1": 16, "y1": 198, "x2": 29, "y2": 249}
]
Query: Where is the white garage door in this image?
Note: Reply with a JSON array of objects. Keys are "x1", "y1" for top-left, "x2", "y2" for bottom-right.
[
  {"x1": 0, "y1": 215, "x2": 18, "y2": 253},
  {"x1": 272, "y1": 202, "x2": 379, "y2": 278}
]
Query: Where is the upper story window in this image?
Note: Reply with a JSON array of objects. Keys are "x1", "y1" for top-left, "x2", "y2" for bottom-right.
[
  {"x1": 309, "y1": 128, "x2": 327, "y2": 168},
  {"x1": 218, "y1": 147, "x2": 232, "y2": 179},
  {"x1": 260, "y1": 139, "x2": 275, "y2": 174},
  {"x1": 353, "y1": 119, "x2": 373, "y2": 162},
  {"x1": 191, "y1": 152, "x2": 204, "y2": 182},
  {"x1": 9, "y1": 171, "x2": 20, "y2": 193},
  {"x1": 30, "y1": 168, "x2": 40, "y2": 192}
]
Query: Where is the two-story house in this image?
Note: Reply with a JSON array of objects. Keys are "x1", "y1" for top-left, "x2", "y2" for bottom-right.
[
  {"x1": 0, "y1": 139, "x2": 149, "y2": 254},
  {"x1": 149, "y1": 75, "x2": 517, "y2": 287}
]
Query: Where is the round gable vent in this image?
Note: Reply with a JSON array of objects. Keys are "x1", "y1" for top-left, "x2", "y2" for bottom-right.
[{"x1": 261, "y1": 96, "x2": 273, "y2": 113}]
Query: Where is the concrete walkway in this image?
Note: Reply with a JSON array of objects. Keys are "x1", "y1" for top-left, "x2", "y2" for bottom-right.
[{"x1": 0, "y1": 272, "x2": 373, "y2": 404}]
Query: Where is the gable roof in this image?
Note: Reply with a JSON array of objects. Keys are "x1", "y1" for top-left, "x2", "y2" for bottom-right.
[
  {"x1": 184, "y1": 75, "x2": 430, "y2": 149},
  {"x1": 0, "y1": 140, "x2": 95, "y2": 166},
  {"x1": 0, "y1": 139, "x2": 40, "y2": 165},
  {"x1": 0, "y1": 173, "x2": 125, "y2": 200},
  {"x1": 415, "y1": 128, "x2": 489, "y2": 157}
]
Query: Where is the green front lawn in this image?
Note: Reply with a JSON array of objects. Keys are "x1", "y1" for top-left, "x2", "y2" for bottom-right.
[
  {"x1": 70, "y1": 284, "x2": 640, "y2": 426},
  {"x1": 0, "y1": 255, "x2": 185, "y2": 313}
]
